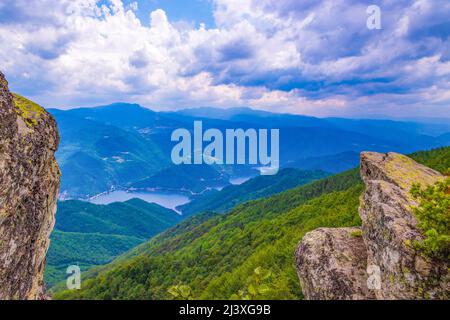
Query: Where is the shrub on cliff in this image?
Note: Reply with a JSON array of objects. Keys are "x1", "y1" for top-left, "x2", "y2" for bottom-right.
[{"x1": 411, "y1": 178, "x2": 450, "y2": 260}]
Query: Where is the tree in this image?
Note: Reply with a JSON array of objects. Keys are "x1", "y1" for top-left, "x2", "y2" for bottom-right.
[
  {"x1": 411, "y1": 178, "x2": 450, "y2": 260},
  {"x1": 230, "y1": 267, "x2": 274, "y2": 300},
  {"x1": 167, "y1": 284, "x2": 193, "y2": 300}
]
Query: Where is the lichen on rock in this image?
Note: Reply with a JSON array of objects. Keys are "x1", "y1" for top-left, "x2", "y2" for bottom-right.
[
  {"x1": 0, "y1": 71, "x2": 60, "y2": 300},
  {"x1": 295, "y1": 151, "x2": 449, "y2": 300},
  {"x1": 13, "y1": 93, "x2": 45, "y2": 127},
  {"x1": 359, "y1": 152, "x2": 448, "y2": 300},
  {"x1": 296, "y1": 227, "x2": 376, "y2": 300}
]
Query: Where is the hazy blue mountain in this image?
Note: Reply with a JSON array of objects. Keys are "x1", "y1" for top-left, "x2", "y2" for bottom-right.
[
  {"x1": 286, "y1": 151, "x2": 360, "y2": 173},
  {"x1": 50, "y1": 105, "x2": 257, "y2": 198},
  {"x1": 176, "y1": 108, "x2": 449, "y2": 152},
  {"x1": 46, "y1": 198, "x2": 181, "y2": 287},
  {"x1": 49, "y1": 109, "x2": 171, "y2": 198},
  {"x1": 173, "y1": 107, "x2": 331, "y2": 128},
  {"x1": 132, "y1": 164, "x2": 231, "y2": 194},
  {"x1": 49, "y1": 104, "x2": 449, "y2": 199},
  {"x1": 347, "y1": 116, "x2": 450, "y2": 136},
  {"x1": 324, "y1": 118, "x2": 448, "y2": 150},
  {"x1": 64, "y1": 103, "x2": 188, "y2": 139},
  {"x1": 437, "y1": 132, "x2": 450, "y2": 146},
  {"x1": 178, "y1": 168, "x2": 330, "y2": 216}
]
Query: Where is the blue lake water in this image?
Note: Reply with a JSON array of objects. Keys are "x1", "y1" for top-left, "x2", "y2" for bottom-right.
[
  {"x1": 229, "y1": 176, "x2": 253, "y2": 185},
  {"x1": 88, "y1": 176, "x2": 254, "y2": 211},
  {"x1": 89, "y1": 190, "x2": 191, "y2": 211}
]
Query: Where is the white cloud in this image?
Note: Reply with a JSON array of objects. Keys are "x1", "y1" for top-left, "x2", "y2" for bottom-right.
[{"x1": 0, "y1": 0, "x2": 448, "y2": 118}]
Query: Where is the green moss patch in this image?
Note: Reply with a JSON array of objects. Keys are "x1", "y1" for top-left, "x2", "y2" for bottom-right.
[
  {"x1": 350, "y1": 229, "x2": 363, "y2": 238},
  {"x1": 13, "y1": 93, "x2": 44, "y2": 127}
]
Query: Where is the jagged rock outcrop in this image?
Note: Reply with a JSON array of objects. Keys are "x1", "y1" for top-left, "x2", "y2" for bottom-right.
[
  {"x1": 0, "y1": 72, "x2": 60, "y2": 300},
  {"x1": 296, "y1": 151, "x2": 449, "y2": 300},
  {"x1": 296, "y1": 227, "x2": 376, "y2": 300},
  {"x1": 360, "y1": 152, "x2": 448, "y2": 299}
]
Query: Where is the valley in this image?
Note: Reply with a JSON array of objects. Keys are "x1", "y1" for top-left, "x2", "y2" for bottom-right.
[
  {"x1": 52, "y1": 147, "x2": 449, "y2": 299},
  {"x1": 49, "y1": 104, "x2": 450, "y2": 201},
  {"x1": 46, "y1": 167, "x2": 327, "y2": 288},
  {"x1": 45, "y1": 103, "x2": 450, "y2": 296}
]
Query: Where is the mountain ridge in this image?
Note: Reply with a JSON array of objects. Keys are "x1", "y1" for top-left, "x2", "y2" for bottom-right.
[{"x1": 49, "y1": 103, "x2": 450, "y2": 199}]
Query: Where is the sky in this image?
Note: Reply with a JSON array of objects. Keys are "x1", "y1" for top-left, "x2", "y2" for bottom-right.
[{"x1": 0, "y1": 0, "x2": 449, "y2": 118}]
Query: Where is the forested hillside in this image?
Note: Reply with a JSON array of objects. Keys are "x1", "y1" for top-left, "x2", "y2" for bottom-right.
[
  {"x1": 54, "y1": 147, "x2": 449, "y2": 300},
  {"x1": 46, "y1": 199, "x2": 181, "y2": 287},
  {"x1": 178, "y1": 168, "x2": 329, "y2": 216}
]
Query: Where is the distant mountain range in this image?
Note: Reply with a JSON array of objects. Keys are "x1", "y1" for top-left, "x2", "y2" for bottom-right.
[
  {"x1": 285, "y1": 151, "x2": 360, "y2": 173},
  {"x1": 49, "y1": 104, "x2": 450, "y2": 199}
]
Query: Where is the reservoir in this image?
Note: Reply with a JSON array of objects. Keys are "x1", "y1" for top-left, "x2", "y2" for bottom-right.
[{"x1": 89, "y1": 190, "x2": 191, "y2": 211}]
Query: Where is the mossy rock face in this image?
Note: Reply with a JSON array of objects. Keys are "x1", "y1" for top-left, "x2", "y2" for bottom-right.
[
  {"x1": 361, "y1": 152, "x2": 444, "y2": 192},
  {"x1": 1, "y1": 73, "x2": 61, "y2": 300},
  {"x1": 13, "y1": 94, "x2": 44, "y2": 127},
  {"x1": 359, "y1": 152, "x2": 449, "y2": 299}
]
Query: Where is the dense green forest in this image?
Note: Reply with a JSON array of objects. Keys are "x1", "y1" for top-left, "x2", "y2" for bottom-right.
[
  {"x1": 54, "y1": 147, "x2": 449, "y2": 300},
  {"x1": 179, "y1": 168, "x2": 329, "y2": 216},
  {"x1": 46, "y1": 199, "x2": 181, "y2": 287},
  {"x1": 46, "y1": 169, "x2": 326, "y2": 286}
]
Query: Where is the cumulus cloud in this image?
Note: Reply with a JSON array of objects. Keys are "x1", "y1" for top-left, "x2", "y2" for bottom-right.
[{"x1": 0, "y1": 0, "x2": 449, "y2": 118}]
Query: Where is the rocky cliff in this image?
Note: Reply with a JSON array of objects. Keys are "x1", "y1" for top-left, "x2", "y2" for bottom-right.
[
  {"x1": 296, "y1": 227, "x2": 376, "y2": 300},
  {"x1": 296, "y1": 152, "x2": 449, "y2": 300},
  {"x1": 0, "y1": 72, "x2": 60, "y2": 300}
]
